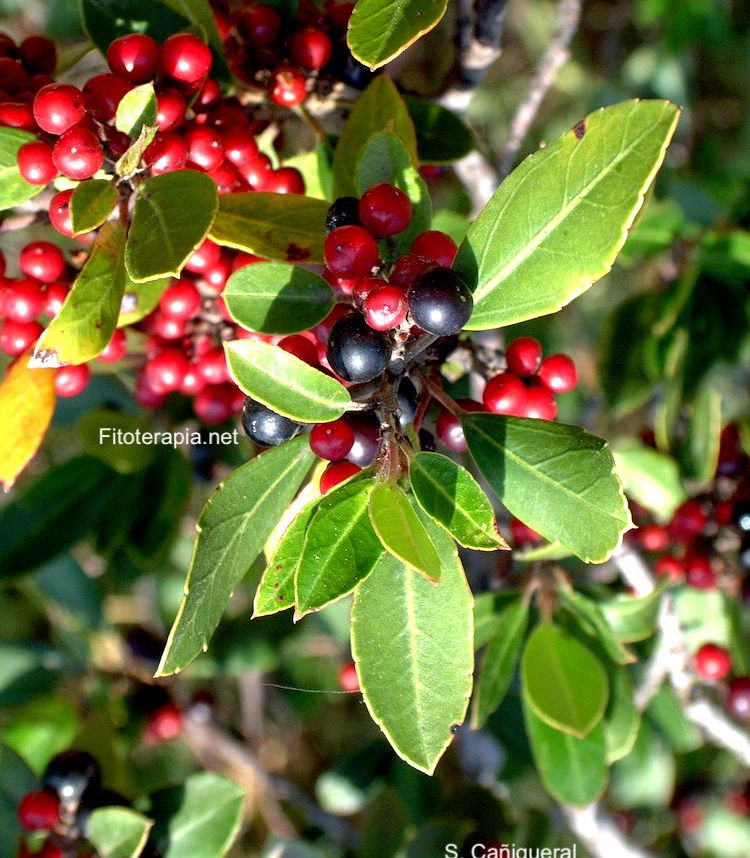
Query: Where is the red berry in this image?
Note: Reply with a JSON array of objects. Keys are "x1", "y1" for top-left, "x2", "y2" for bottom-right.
[
  {"x1": 320, "y1": 459, "x2": 361, "y2": 494},
  {"x1": 98, "y1": 329, "x2": 127, "y2": 363},
  {"x1": 435, "y1": 399, "x2": 482, "y2": 453},
  {"x1": 0, "y1": 57, "x2": 29, "y2": 93},
  {"x1": 186, "y1": 240, "x2": 221, "y2": 274},
  {"x1": 363, "y1": 285, "x2": 408, "y2": 331},
  {"x1": 155, "y1": 87, "x2": 187, "y2": 131},
  {"x1": 288, "y1": 27, "x2": 332, "y2": 71},
  {"x1": 684, "y1": 555, "x2": 716, "y2": 590},
  {"x1": 670, "y1": 499, "x2": 707, "y2": 542},
  {"x1": 152, "y1": 310, "x2": 187, "y2": 340},
  {"x1": 654, "y1": 554, "x2": 683, "y2": 581},
  {"x1": 144, "y1": 702, "x2": 182, "y2": 743},
  {"x1": 48, "y1": 189, "x2": 74, "y2": 237},
  {"x1": 222, "y1": 128, "x2": 259, "y2": 168},
  {"x1": 338, "y1": 661, "x2": 360, "y2": 692},
  {"x1": 206, "y1": 161, "x2": 242, "y2": 194},
  {"x1": 143, "y1": 132, "x2": 188, "y2": 174},
  {"x1": 389, "y1": 253, "x2": 436, "y2": 288},
  {"x1": 17, "y1": 140, "x2": 57, "y2": 184},
  {"x1": 159, "y1": 34, "x2": 212, "y2": 84},
  {"x1": 32, "y1": 83, "x2": 85, "y2": 134},
  {"x1": 410, "y1": 230, "x2": 457, "y2": 267},
  {"x1": 511, "y1": 517, "x2": 541, "y2": 546},
  {"x1": 239, "y1": 152, "x2": 273, "y2": 188},
  {"x1": 352, "y1": 274, "x2": 385, "y2": 303},
  {"x1": 538, "y1": 353, "x2": 578, "y2": 393},
  {"x1": 193, "y1": 383, "x2": 235, "y2": 423},
  {"x1": 180, "y1": 365, "x2": 205, "y2": 395},
  {"x1": 278, "y1": 334, "x2": 319, "y2": 366},
  {"x1": 638, "y1": 524, "x2": 670, "y2": 553},
  {"x1": 19, "y1": 36, "x2": 57, "y2": 75},
  {"x1": 0, "y1": 319, "x2": 42, "y2": 354},
  {"x1": 195, "y1": 77, "x2": 220, "y2": 110},
  {"x1": 43, "y1": 282, "x2": 69, "y2": 316},
  {"x1": 327, "y1": 1, "x2": 354, "y2": 29},
  {"x1": 52, "y1": 127, "x2": 103, "y2": 181},
  {"x1": 54, "y1": 364, "x2": 91, "y2": 397},
  {"x1": 3, "y1": 279, "x2": 45, "y2": 322},
  {"x1": 324, "y1": 225, "x2": 379, "y2": 278},
  {"x1": 727, "y1": 677, "x2": 750, "y2": 721},
  {"x1": 506, "y1": 337, "x2": 543, "y2": 377},
  {"x1": 310, "y1": 418, "x2": 355, "y2": 460},
  {"x1": 159, "y1": 278, "x2": 201, "y2": 318},
  {"x1": 18, "y1": 790, "x2": 59, "y2": 831},
  {"x1": 694, "y1": 643, "x2": 732, "y2": 681},
  {"x1": 241, "y1": 4, "x2": 282, "y2": 45},
  {"x1": 19, "y1": 241, "x2": 66, "y2": 283},
  {"x1": 185, "y1": 125, "x2": 224, "y2": 171},
  {"x1": 358, "y1": 183, "x2": 412, "y2": 238},
  {"x1": 483, "y1": 372, "x2": 527, "y2": 416},
  {"x1": 202, "y1": 256, "x2": 232, "y2": 289},
  {"x1": 144, "y1": 348, "x2": 189, "y2": 393},
  {"x1": 82, "y1": 73, "x2": 132, "y2": 121},
  {"x1": 268, "y1": 65, "x2": 308, "y2": 107},
  {"x1": 264, "y1": 166, "x2": 305, "y2": 194},
  {"x1": 520, "y1": 385, "x2": 557, "y2": 420},
  {"x1": 197, "y1": 348, "x2": 229, "y2": 385},
  {"x1": 107, "y1": 33, "x2": 160, "y2": 83},
  {"x1": 0, "y1": 100, "x2": 36, "y2": 131}
]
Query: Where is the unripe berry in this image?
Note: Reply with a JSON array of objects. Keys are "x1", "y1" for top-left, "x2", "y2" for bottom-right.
[
  {"x1": 639, "y1": 524, "x2": 670, "y2": 553},
  {"x1": 0, "y1": 319, "x2": 42, "y2": 354},
  {"x1": 410, "y1": 230, "x2": 457, "y2": 267},
  {"x1": 155, "y1": 87, "x2": 187, "y2": 131},
  {"x1": 694, "y1": 643, "x2": 732, "y2": 681},
  {"x1": 685, "y1": 555, "x2": 716, "y2": 589},
  {"x1": 17, "y1": 140, "x2": 57, "y2": 184},
  {"x1": 48, "y1": 189, "x2": 74, "y2": 237},
  {"x1": 19, "y1": 36, "x2": 57, "y2": 75},
  {"x1": 159, "y1": 278, "x2": 201, "y2": 319},
  {"x1": 345, "y1": 413, "x2": 380, "y2": 467},
  {"x1": 143, "y1": 132, "x2": 188, "y2": 174},
  {"x1": 193, "y1": 384, "x2": 235, "y2": 424},
  {"x1": 389, "y1": 253, "x2": 436, "y2": 288},
  {"x1": 324, "y1": 226, "x2": 379, "y2": 278},
  {"x1": 98, "y1": 329, "x2": 127, "y2": 363},
  {"x1": 278, "y1": 334, "x2": 319, "y2": 366},
  {"x1": 362, "y1": 285, "x2": 408, "y2": 331},
  {"x1": 32, "y1": 83, "x2": 85, "y2": 134},
  {"x1": 338, "y1": 660, "x2": 360, "y2": 692},
  {"x1": 197, "y1": 348, "x2": 229, "y2": 385},
  {"x1": 483, "y1": 372, "x2": 527, "y2": 416},
  {"x1": 144, "y1": 702, "x2": 183, "y2": 743},
  {"x1": 82, "y1": 73, "x2": 132, "y2": 121},
  {"x1": 106, "y1": 33, "x2": 160, "y2": 83},
  {"x1": 727, "y1": 677, "x2": 750, "y2": 721},
  {"x1": 52, "y1": 126, "x2": 103, "y2": 181},
  {"x1": 159, "y1": 34, "x2": 212, "y2": 84},
  {"x1": 144, "y1": 348, "x2": 189, "y2": 393},
  {"x1": 241, "y1": 4, "x2": 283, "y2": 45},
  {"x1": 320, "y1": 459, "x2": 361, "y2": 494},
  {"x1": 358, "y1": 183, "x2": 412, "y2": 238},
  {"x1": 655, "y1": 554, "x2": 683, "y2": 581},
  {"x1": 0, "y1": 101, "x2": 36, "y2": 131},
  {"x1": 185, "y1": 125, "x2": 224, "y2": 171},
  {"x1": 309, "y1": 418, "x2": 355, "y2": 460},
  {"x1": 506, "y1": 337, "x2": 543, "y2": 377},
  {"x1": 288, "y1": 27, "x2": 332, "y2": 71},
  {"x1": 3, "y1": 279, "x2": 45, "y2": 322},
  {"x1": 268, "y1": 65, "x2": 308, "y2": 107},
  {"x1": 19, "y1": 241, "x2": 66, "y2": 283},
  {"x1": 538, "y1": 353, "x2": 578, "y2": 393},
  {"x1": 222, "y1": 128, "x2": 259, "y2": 168},
  {"x1": 43, "y1": 282, "x2": 69, "y2": 317},
  {"x1": 521, "y1": 385, "x2": 557, "y2": 420},
  {"x1": 54, "y1": 364, "x2": 91, "y2": 397},
  {"x1": 436, "y1": 399, "x2": 483, "y2": 453},
  {"x1": 18, "y1": 790, "x2": 59, "y2": 831},
  {"x1": 264, "y1": 167, "x2": 305, "y2": 195}
]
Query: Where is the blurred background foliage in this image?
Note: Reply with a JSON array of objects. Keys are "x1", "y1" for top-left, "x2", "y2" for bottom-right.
[{"x1": 1, "y1": 0, "x2": 749, "y2": 856}]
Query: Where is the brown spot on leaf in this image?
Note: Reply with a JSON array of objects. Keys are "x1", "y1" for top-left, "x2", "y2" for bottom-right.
[
  {"x1": 573, "y1": 120, "x2": 586, "y2": 140},
  {"x1": 285, "y1": 243, "x2": 311, "y2": 262}
]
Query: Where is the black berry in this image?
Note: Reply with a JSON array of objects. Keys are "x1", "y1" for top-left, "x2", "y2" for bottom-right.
[
  {"x1": 42, "y1": 751, "x2": 102, "y2": 805},
  {"x1": 241, "y1": 398, "x2": 302, "y2": 446},
  {"x1": 326, "y1": 196, "x2": 360, "y2": 232},
  {"x1": 326, "y1": 312, "x2": 391, "y2": 382},
  {"x1": 407, "y1": 267, "x2": 473, "y2": 336}
]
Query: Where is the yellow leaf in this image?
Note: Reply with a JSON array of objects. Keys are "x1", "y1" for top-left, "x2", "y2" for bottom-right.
[{"x1": 0, "y1": 352, "x2": 55, "y2": 491}]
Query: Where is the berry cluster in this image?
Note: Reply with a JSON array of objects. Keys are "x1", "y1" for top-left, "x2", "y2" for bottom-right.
[
  {"x1": 217, "y1": 0, "x2": 372, "y2": 101},
  {"x1": 482, "y1": 336, "x2": 578, "y2": 421},
  {"x1": 16, "y1": 751, "x2": 126, "y2": 858}
]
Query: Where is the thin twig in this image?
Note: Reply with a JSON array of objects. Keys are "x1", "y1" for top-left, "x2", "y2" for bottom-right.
[
  {"x1": 498, "y1": 0, "x2": 583, "y2": 178},
  {"x1": 564, "y1": 804, "x2": 655, "y2": 858}
]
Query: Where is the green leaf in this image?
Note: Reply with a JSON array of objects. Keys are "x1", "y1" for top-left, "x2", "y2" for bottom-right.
[
  {"x1": 117, "y1": 276, "x2": 170, "y2": 327},
  {"x1": 253, "y1": 498, "x2": 319, "y2": 617},
  {"x1": 152, "y1": 772, "x2": 244, "y2": 858},
  {"x1": 347, "y1": 0, "x2": 448, "y2": 69},
  {"x1": 125, "y1": 170, "x2": 218, "y2": 282},
  {"x1": 224, "y1": 338, "x2": 350, "y2": 423},
  {"x1": 523, "y1": 699, "x2": 608, "y2": 806},
  {"x1": 116, "y1": 124, "x2": 157, "y2": 178},
  {"x1": 455, "y1": 100, "x2": 680, "y2": 330},
  {"x1": 471, "y1": 598, "x2": 529, "y2": 728},
  {"x1": 0, "y1": 744, "x2": 38, "y2": 858},
  {"x1": 610, "y1": 722, "x2": 674, "y2": 810},
  {"x1": 521, "y1": 623, "x2": 609, "y2": 738},
  {"x1": 70, "y1": 179, "x2": 119, "y2": 235},
  {"x1": 115, "y1": 82, "x2": 157, "y2": 138},
  {"x1": 78, "y1": 409, "x2": 156, "y2": 474},
  {"x1": 332, "y1": 75, "x2": 417, "y2": 198},
  {"x1": 295, "y1": 478, "x2": 383, "y2": 617},
  {"x1": 157, "y1": 437, "x2": 315, "y2": 675},
  {"x1": 351, "y1": 551, "x2": 473, "y2": 774},
  {"x1": 31, "y1": 221, "x2": 128, "y2": 366},
  {"x1": 409, "y1": 451, "x2": 507, "y2": 551},
  {"x1": 354, "y1": 131, "x2": 431, "y2": 256},
  {"x1": 682, "y1": 384, "x2": 722, "y2": 483},
  {"x1": 368, "y1": 483, "x2": 442, "y2": 582},
  {"x1": 463, "y1": 414, "x2": 632, "y2": 563},
  {"x1": 80, "y1": 0, "x2": 190, "y2": 55},
  {"x1": 612, "y1": 441, "x2": 687, "y2": 522},
  {"x1": 604, "y1": 665, "x2": 640, "y2": 764},
  {"x1": 223, "y1": 262, "x2": 335, "y2": 335},
  {"x1": 405, "y1": 98, "x2": 474, "y2": 164},
  {"x1": 86, "y1": 807, "x2": 153, "y2": 858},
  {"x1": 209, "y1": 192, "x2": 329, "y2": 263},
  {"x1": 599, "y1": 585, "x2": 666, "y2": 643},
  {"x1": 515, "y1": 541, "x2": 573, "y2": 562},
  {"x1": 557, "y1": 587, "x2": 634, "y2": 665},
  {"x1": 0, "y1": 127, "x2": 43, "y2": 209}
]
